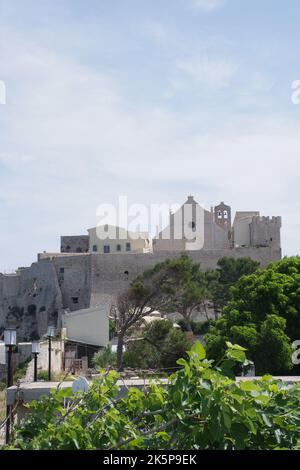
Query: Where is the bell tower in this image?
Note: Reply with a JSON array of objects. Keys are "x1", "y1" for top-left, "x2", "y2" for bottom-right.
[{"x1": 214, "y1": 201, "x2": 232, "y2": 230}]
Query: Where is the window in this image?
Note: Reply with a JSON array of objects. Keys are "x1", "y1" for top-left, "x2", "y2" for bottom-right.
[
  {"x1": 191, "y1": 221, "x2": 196, "y2": 232},
  {"x1": 116, "y1": 244, "x2": 122, "y2": 252},
  {"x1": 60, "y1": 268, "x2": 65, "y2": 274},
  {"x1": 218, "y1": 211, "x2": 222, "y2": 219},
  {"x1": 223, "y1": 210, "x2": 228, "y2": 219},
  {"x1": 93, "y1": 245, "x2": 98, "y2": 252},
  {"x1": 72, "y1": 297, "x2": 79, "y2": 304},
  {"x1": 126, "y1": 242, "x2": 131, "y2": 252},
  {"x1": 104, "y1": 245, "x2": 110, "y2": 254}
]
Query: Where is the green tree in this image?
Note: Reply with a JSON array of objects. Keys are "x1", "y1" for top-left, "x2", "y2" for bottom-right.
[
  {"x1": 206, "y1": 257, "x2": 300, "y2": 375},
  {"x1": 115, "y1": 266, "x2": 172, "y2": 371},
  {"x1": 146, "y1": 255, "x2": 209, "y2": 332},
  {"x1": 213, "y1": 256, "x2": 260, "y2": 311},
  {"x1": 123, "y1": 319, "x2": 192, "y2": 370}
]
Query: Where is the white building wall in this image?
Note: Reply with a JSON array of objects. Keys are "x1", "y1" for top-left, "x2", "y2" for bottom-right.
[
  {"x1": 0, "y1": 341, "x2": 5, "y2": 364},
  {"x1": 64, "y1": 305, "x2": 109, "y2": 347}
]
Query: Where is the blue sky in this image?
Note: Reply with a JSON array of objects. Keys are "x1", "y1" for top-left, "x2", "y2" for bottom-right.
[{"x1": 0, "y1": 0, "x2": 300, "y2": 271}]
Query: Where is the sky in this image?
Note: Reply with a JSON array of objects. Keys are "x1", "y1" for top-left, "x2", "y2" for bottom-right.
[{"x1": 0, "y1": 0, "x2": 300, "y2": 272}]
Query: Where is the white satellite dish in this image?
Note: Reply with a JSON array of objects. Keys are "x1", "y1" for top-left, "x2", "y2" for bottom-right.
[{"x1": 72, "y1": 376, "x2": 90, "y2": 394}]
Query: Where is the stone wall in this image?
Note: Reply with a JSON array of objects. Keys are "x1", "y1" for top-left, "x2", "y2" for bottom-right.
[
  {"x1": 60, "y1": 235, "x2": 89, "y2": 253},
  {"x1": 0, "y1": 246, "x2": 281, "y2": 342}
]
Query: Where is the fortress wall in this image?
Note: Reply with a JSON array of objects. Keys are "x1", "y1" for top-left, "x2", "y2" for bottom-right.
[
  {"x1": 52, "y1": 254, "x2": 91, "y2": 312},
  {"x1": 0, "y1": 246, "x2": 281, "y2": 341},
  {"x1": 250, "y1": 216, "x2": 282, "y2": 249},
  {"x1": 88, "y1": 246, "x2": 281, "y2": 307},
  {"x1": 0, "y1": 261, "x2": 64, "y2": 341}
]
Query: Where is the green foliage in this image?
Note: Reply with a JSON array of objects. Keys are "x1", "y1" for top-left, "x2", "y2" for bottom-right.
[
  {"x1": 14, "y1": 359, "x2": 30, "y2": 383},
  {"x1": 0, "y1": 381, "x2": 6, "y2": 391},
  {"x1": 123, "y1": 320, "x2": 192, "y2": 370},
  {"x1": 37, "y1": 371, "x2": 50, "y2": 381},
  {"x1": 109, "y1": 320, "x2": 117, "y2": 340},
  {"x1": 213, "y1": 256, "x2": 260, "y2": 309},
  {"x1": 92, "y1": 345, "x2": 117, "y2": 369},
  {"x1": 179, "y1": 319, "x2": 213, "y2": 335},
  {"x1": 206, "y1": 257, "x2": 300, "y2": 375},
  {"x1": 8, "y1": 343, "x2": 300, "y2": 450},
  {"x1": 141, "y1": 255, "x2": 209, "y2": 330}
]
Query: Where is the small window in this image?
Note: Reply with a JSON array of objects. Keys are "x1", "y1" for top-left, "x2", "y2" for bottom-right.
[
  {"x1": 126, "y1": 242, "x2": 131, "y2": 252},
  {"x1": 60, "y1": 268, "x2": 65, "y2": 274},
  {"x1": 116, "y1": 244, "x2": 122, "y2": 252},
  {"x1": 93, "y1": 245, "x2": 98, "y2": 252},
  {"x1": 218, "y1": 211, "x2": 222, "y2": 219},
  {"x1": 72, "y1": 297, "x2": 79, "y2": 304},
  {"x1": 104, "y1": 245, "x2": 110, "y2": 254},
  {"x1": 223, "y1": 210, "x2": 228, "y2": 219}
]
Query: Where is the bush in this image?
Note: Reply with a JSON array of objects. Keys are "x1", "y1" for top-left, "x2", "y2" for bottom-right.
[
  {"x1": 123, "y1": 320, "x2": 192, "y2": 370},
  {"x1": 0, "y1": 381, "x2": 6, "y2": 391},
  {"x1": 92, "y1": 345, "x2": 117, "y2": 369},
  {"x1": 14, "y1": 359, "x2": 30, "y2": 383},
  {"x1": 37, "y1": 371, "x2": 49, "y2": 381},
  {"x1": 179, "y1": 319, "x2": 212, "y2": 335},
  {"x1": 8, "y1": 342, "x2": 300, "y2": 450}
]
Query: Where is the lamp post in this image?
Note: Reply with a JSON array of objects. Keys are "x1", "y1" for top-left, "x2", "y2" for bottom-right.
[
  {"x1": 47, "y1": 326, "x2": 56, "y2": 381},
  {"x1": 32, "y1": 341, "x2": 40, "y2": 382},
  {"x1": 4, "y1": 328, "x2": 17, "y2": 444}
]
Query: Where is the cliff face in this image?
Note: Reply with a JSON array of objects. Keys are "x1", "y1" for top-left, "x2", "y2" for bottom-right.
[
  {"x1": 0, "y1": 246, "x2": 281, "y2": 342},
  {"x1": 0, "y1": 260, "x2": 64, "y2": 341}
]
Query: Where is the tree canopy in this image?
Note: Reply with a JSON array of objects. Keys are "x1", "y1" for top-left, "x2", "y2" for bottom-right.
[{"x1": 205, "y1": 257, "x2": 300, "y2": 375}]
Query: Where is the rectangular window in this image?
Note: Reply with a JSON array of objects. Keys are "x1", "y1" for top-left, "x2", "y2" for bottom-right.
[
  {"x1": 104, "y1": 245, "x2": 110, "y2": 254},
  {"x1": 116, "y1": 244, "x2": 122, "y2": 252},
  {"x1": 126, "y1": 242, "x2": 131, "y2": 252},
  {"x1": 60, "y1": 267, "x2": 65, "y2": 274},
  {"x1": 72, "y1": 297, "x2": 79, "y2": 304},
  {"x1": 93, "y1": 245, "x2": 98, "y2": 252}
]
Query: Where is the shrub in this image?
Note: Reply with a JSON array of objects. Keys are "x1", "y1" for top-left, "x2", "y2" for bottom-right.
[
  {"x1": 123, "y1": 320, "x2": 192, "y2": 370},
  {"x1": 8, "y1": 343, "x2": 300, "y2": 450},
  {"x1": 14, "y1": 359, "x2": 30, "y2": 383},
  {"x1": 179, "y1": 319, "x2": 212, "y2": 335},
  {"x1": 92, "y1": 345, "x2": 117, "y2": 369},
  {"x1": 37, "y1": 371, "x2": 49, "y2": 381},
  {"x1": 0, "y1": 381, "x2": 6, "y2": 391}
]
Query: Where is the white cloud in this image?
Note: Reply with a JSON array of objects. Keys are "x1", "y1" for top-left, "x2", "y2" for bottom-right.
[
  {"x1": 175, "y1": 55, "x2": 237, "y2": 90},
  {"x1": 193, "y1": 0, "x2": 225, "y2": 11}
]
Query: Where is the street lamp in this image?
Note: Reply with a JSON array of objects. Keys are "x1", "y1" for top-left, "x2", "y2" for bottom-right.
[
  {"x1": 4, "y1": 328, "x2": 17, "y2": 444},
  {"x1": 47, "y1": 326, "x2": 56, "y2": 381},
  {"x1": 32, "y1": 341, "x2": 40, "y2": 382}
]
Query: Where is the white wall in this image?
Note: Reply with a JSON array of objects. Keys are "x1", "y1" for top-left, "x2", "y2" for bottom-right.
[
  {"x1": 64, "y1": 305, "x2": 109, "y2": 347},
  {"x1": 0, "y1": 341, "x2": 5, "y2": 364},
  {"x1": 38, "y1": 339, "x2": 64, "y2": 375}
]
